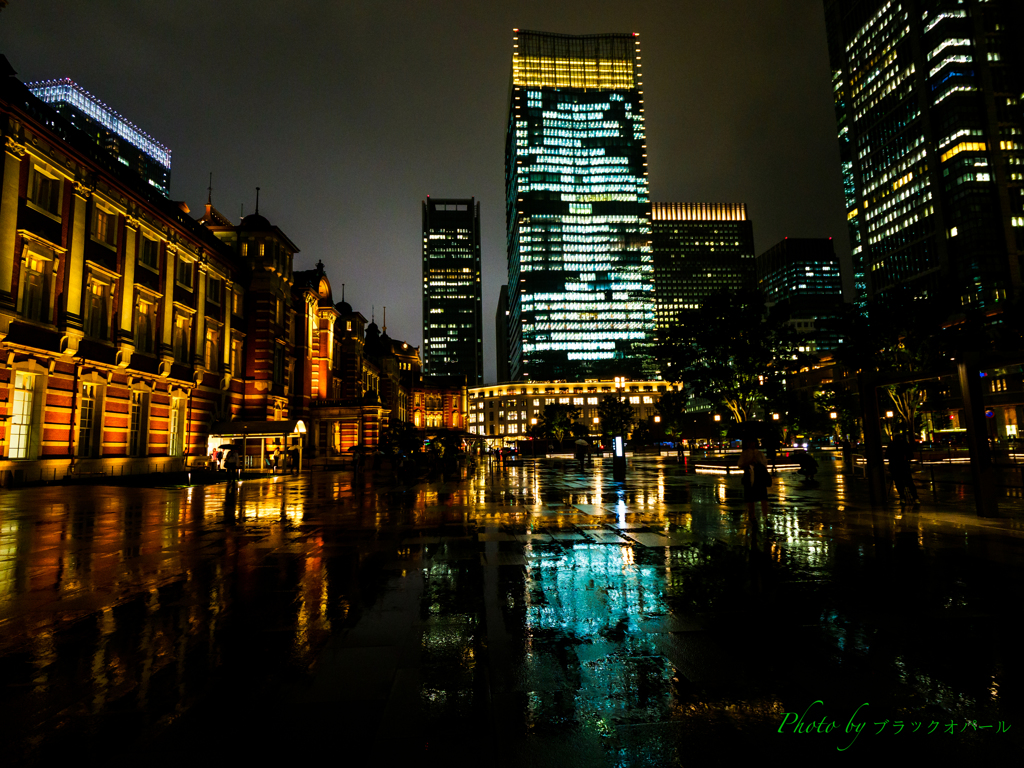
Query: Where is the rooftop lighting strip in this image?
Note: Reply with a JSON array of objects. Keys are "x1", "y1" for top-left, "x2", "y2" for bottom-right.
[{"x1": 27, "y1": 79, "x2": 171, "y2": 168}]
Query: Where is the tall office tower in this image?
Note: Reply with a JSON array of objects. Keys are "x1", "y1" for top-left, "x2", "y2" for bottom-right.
[
  {"x1": 758, "y1": 238, "x2": 846, "y2": 352},
  {"x1": 422, "y1": 197, "x2": 483, "y2": 385},
  {"x1": 823, "y1": 0, "x2": 1023, "y2": 311},
  {"x1": 651, "y1": 202, "x2": 756, "y2": 330},
  {"x1": 496, "y1": 285, "x2": 510, "y2": 382},
  {"x1": 506, "y1": 30, "x2": 654, "y2": 382},
  {"x1": 27, "y1": 78, "x2": 172, "y2": 196}
]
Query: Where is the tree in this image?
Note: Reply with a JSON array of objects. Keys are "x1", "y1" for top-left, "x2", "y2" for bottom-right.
[
  {"x1": 655, "y1": 390, "x2": 688, "y2": 451},
  {"x1": 539, "y1": 403, "x2": 580, "y2": 443},
  {"x1": 630, "y1": 417, "x2": 656, "y2": 446},
  {"x1": 832, "y1": 288, "x2": 946, "y2": 437},
  {"x1": 814, "y1": 385, "x2": 861, "y2": 442},
  {"x1": 657, "y1": 289, "x2": 808, "y2": 422},
  {"x1": 596, "y1": 394, "x2": 635, "y2": 437}
]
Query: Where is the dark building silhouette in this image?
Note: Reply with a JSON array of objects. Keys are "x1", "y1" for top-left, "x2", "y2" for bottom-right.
[
  {"x1": 28, "y1": 78, "x2": 171, "y2": 197},
  {"x1": 506, "y1": 30, "x2": 654, "y2": 382},
  {"x1": 422, "y1": 197, "x2": 482, "y2": 385},
  {"x1": 758, "y1": 237, "x2": 846, "y2": 353},
  {"x1": 496, "y1": 284, "x2": 509, "y2": 383},
  {"x1": 824, "y1": 0, "x2": 1024, "y2": 310},
  {"x1": 651, "y1": 202, "x2": 756, "y2": 329}
]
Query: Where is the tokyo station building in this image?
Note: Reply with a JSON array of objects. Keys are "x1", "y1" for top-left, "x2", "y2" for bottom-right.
[{"x1": 0, "y1": 58, "x2": 461, "y2": 481}]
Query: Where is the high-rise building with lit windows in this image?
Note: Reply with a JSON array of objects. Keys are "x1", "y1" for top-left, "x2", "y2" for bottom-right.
[
  {"x1": 757, "y1": 238, "x2": 846, "y2": 352},
  {"x1": 422, "y1": 197, "x2": 483, "y2": 385},
  {"x1": 651, "y1": 202, "x2": 756, "y2": 329},
  {"x1": 824, "y1": 0, "x2": 1023, "y2": 311},
  {"x1": 505, "y1": 30, "x2": 654, "y2": 382},
  {"x1": 27, "y1": 78, "x2": 172, "y2": 196}
]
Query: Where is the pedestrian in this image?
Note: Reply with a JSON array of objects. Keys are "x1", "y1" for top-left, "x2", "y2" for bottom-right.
[
  {"x1": 289, "y1": 446, "x2": 299, "y2": 475},
  {"x1": 738, "y1": 438, "x2": 771, "y2": 533},
  {"x1": 225, "y1": 448, "x2": 239, "y2": 483},
  {"x1": 886, "y1": 434, "x2": 920, "y2": 504},
  {"x1": 272, "y1": 444, "x2": 282, "y2": 474}
]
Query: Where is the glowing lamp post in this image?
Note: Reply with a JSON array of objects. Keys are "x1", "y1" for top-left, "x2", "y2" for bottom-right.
[{"x1": 613, "y1": 377, "x2": 627, "y2": 481}]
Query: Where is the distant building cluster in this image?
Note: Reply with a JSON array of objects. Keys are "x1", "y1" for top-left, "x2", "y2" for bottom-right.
[
  {"x1": 3, "y1": 0, "x2": 1023, "y2": 470},
  {"x1": 0, "y1": 64, "x2": 464, "y2": 479}
]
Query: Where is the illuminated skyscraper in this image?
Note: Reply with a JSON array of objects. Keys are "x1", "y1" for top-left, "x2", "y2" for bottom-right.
[
  {"x1": 824, "y1": 0, "x2": 1023, "y2": 311},
  {"x1": 27, "y1": 78, "x2": 172, "y2": 196},
  {"x1": 651, "y1": 202, "x2": 756, "y2": 329},
  {"x1": 422, "y1": 197, "x2": 483, "y2": 384},
  {"x1": 506, "y1": 30, "x2": 654, "y2": 382}
]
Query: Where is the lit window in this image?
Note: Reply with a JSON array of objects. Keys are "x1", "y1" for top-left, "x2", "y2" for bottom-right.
[
  {"x1": 173, "y1": 313, "x2": 191, "y2": 363},
  {"x1": 204, "y1": 326, "x2": 221, "y2": 370},
  {"x1": 85, "y1": 279, "x2": 110, "y2": 339},
  {"x1": 129, "y1": 391, "x2": 147, "y2": 457},
  {"x1": 78, "y1": 383, "x2": 97, "y2": 457},
  {"x1": 92, "y1": 205, "x2": 118, "y2": 247},
  {"x1": 9, "y1": 372, "x2": 36, "y2": 459},
  {"x1": 135, "y1": 299, "x2": 156, "y2": 354},
  {"x1": 139, "y1": 237, "x2": 159, "y2": 270},
  {"x1": 176, "y1": 258, "x2": 193, "y2": 288},
  {"x1": 28, "y1": 166, "x2": 61, "y2": 217},
  {"x1": 20, "y1": 254, "x2": 51, "y2": 323}
]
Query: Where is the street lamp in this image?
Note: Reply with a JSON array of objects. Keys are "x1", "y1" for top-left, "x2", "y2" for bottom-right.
[
  {"x1": 772, "y1": 413, "x2": 780, "y2": 421},
  {"x1": 830, "y1": 412, "x2": 838, "y2": 420},
  {"x1": 713, "y1": 414, "x2": 721, "y2": 422},
  {"x1": 654, "y1": 415, "x2": 661, "y2": 423}
]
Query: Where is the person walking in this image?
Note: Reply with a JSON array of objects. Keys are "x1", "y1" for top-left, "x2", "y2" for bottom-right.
[
  {"x1": 738, "y1": 438, "x2": 772, "y2": 536},
  {"x1": 225, "y1": 448, "x2": 239, "y2": 483},
  {"x1": 886, "y1": 434, "x2": 920, "y2": 504}
]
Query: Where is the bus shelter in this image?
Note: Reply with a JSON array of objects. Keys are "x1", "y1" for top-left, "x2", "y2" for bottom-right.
[{"x1": 208, "y1": 419, "x2": 307, "y2": 473}]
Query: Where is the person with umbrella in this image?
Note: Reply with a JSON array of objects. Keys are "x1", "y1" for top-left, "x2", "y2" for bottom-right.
[
  {"x1": 574, "y1": 438, "x2": 589, "y2": 470},
  {"x1": 738, "y1": 438, "x2": 772, "y2": 539}
]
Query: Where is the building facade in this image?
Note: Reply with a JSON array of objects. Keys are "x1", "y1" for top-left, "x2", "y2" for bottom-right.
[
  {"x1": 468, "y1": 379, "x2": 680, "y2": 439},
  {"x1": 1, "y1": 65, "x2": 243, "y2": 479},
  {"x1": 505, "y1": 30, "x2": 654, "y2": 382},
  {"x1": 422, "y1": 197, "x2": 482, "y2": 384},
  {"x1": 651, "y1": 202, "x2": 756, "y2": 330},
  {"x1": 0, "y1": 59, "x2": 461, "y2": 480},
  {"x1": 27, "y1": 78, "x2": 172, "y2": 197},
  {"x1": 824, "y1": 0, "x2": 1024, "y2": 310}
]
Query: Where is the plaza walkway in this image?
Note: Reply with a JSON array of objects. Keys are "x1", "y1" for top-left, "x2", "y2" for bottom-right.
[{"x1": 0, "y1": 455, "x2": 1022, "y2": 765}]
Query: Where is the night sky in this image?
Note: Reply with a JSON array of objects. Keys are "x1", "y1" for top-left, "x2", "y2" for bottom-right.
[{"x1": 0, "y1": 1, "x2": 849, "y2": 383}]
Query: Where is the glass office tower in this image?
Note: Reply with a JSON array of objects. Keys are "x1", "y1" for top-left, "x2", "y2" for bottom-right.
[
  {"x1": 505, "y1": 30, "x2": 654, "y2": 382},
  {"x1": 28, "y1": 78, "x2": 172, "y2": 197},
  {"x1": 422, "y1": 197, "x2": 483, "y2": 384},
  {"x1": 823, "y1": 0, "x2": 1023, "y2": 311},
  {"x1": 651, "y1": 202, "x2": 756, "y2": 330}
]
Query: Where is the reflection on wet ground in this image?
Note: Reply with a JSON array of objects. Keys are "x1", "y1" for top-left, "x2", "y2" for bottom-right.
[{"x1": 1, "y1": 457, "x2": 1023, "y2": 765}]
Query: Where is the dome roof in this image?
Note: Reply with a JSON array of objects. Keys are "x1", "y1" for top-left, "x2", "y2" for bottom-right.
[
  {"x1": 238, "y1": 213, "x2": 272, "y2": 230},
  {"x1": 336, "y1": 300, "x2": 352, "y2": 315}
]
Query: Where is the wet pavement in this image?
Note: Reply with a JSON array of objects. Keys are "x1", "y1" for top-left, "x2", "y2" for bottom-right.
[{"x1": 1, "y1": 456, "x2": 1023, "y2": 765}]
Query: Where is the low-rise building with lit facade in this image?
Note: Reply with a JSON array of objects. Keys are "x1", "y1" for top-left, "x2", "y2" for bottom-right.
[{"x1": 467, "y1": 379, "x2": 682, "y2": 439}]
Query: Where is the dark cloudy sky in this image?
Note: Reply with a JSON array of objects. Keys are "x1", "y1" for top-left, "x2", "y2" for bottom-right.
[{"x1": 1, "y1": 0, "x2": 849, "y2": 383}]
